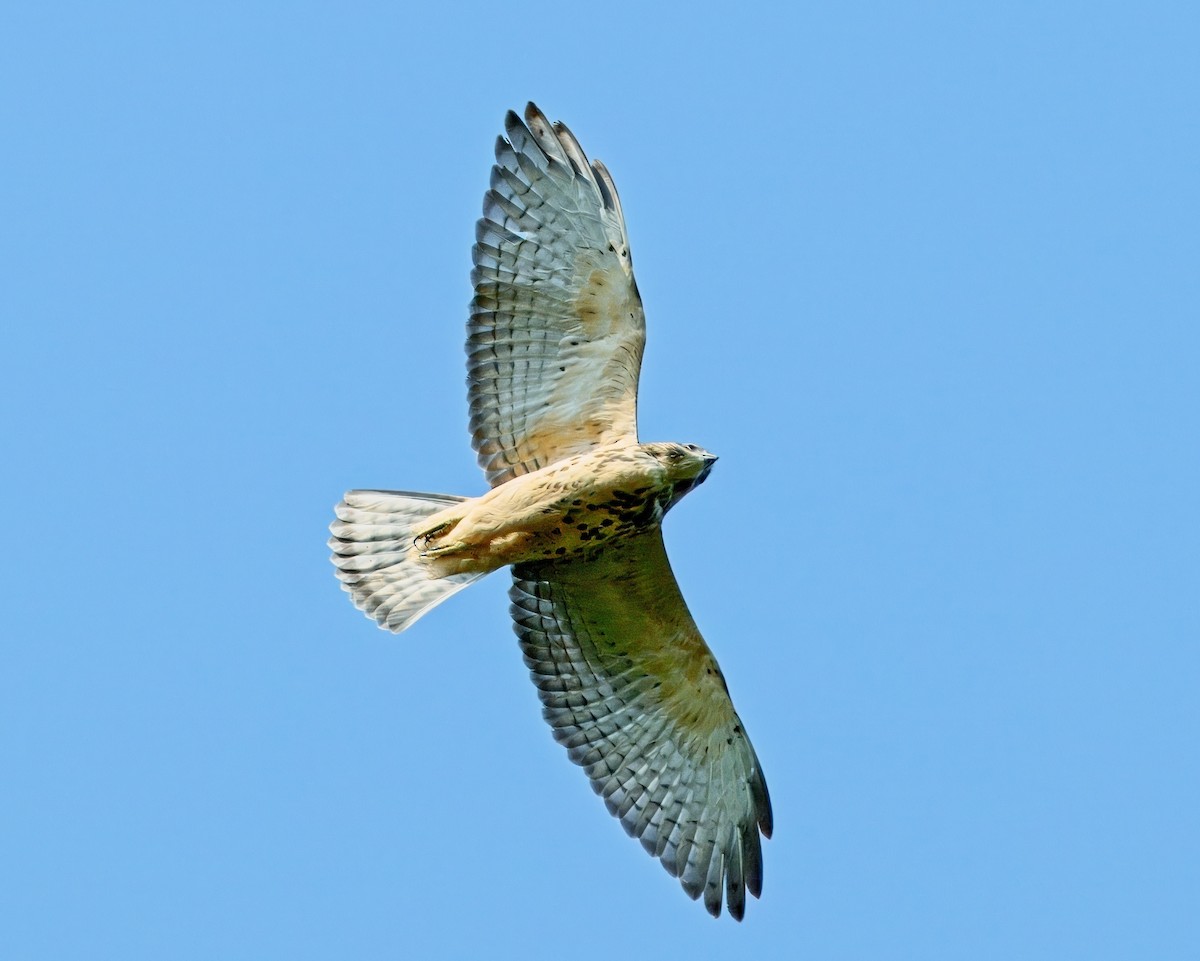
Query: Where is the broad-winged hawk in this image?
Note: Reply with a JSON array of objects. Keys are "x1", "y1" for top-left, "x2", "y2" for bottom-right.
[{"x1": 330, "y1": 104, "x2": 772, "y2": 920}]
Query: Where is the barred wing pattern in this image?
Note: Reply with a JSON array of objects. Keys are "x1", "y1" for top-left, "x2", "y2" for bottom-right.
[
  {"x1": 469, "y1": 103, "x2": 646, "y2": 488},
  {"x1": 510, "y1": 533, "x2": 773, "y2": 920}
]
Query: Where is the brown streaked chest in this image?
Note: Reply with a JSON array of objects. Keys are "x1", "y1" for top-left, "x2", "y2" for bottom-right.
[{"x1": 492, "y1": 446, "x2": 674, "y2": 563}]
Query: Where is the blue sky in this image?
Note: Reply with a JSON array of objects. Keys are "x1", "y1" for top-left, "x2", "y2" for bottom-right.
[{"x1": 3, "y1": 2, "x2": 1197, "y2": 958}]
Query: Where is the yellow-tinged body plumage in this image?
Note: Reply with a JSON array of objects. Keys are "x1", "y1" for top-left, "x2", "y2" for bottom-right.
[{"x1": 415, "y1": 442, "x2": 715, "y2": 575}]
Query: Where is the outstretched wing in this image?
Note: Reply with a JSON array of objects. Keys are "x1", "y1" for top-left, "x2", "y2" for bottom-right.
[
  {"x1": 469, "y1": 103, "x2": 646, "y2": 488},
  {"x1": 509, "y1": 533, "x2": 773, "y2": 920}
]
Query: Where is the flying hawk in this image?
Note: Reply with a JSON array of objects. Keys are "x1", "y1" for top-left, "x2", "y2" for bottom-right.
[{"x1": 329, "y1": 103, "x2": 772, "y2": 920}]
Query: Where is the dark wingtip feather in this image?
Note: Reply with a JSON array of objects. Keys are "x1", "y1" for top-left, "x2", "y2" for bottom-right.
[
  {"x1": 726, "y1": 842, "x2": 747, "y2": 921},
  {"x1": 754, "y1": 767, "x2": 774, "y2": 839},
  {"x1": 743, "y1": 826, "x2": 764, "y2": 900}
]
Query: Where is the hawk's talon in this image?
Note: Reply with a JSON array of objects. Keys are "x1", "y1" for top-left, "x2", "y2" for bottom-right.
[{"x1": 414, "y1": 519, "x2": 458, "y2": 556}]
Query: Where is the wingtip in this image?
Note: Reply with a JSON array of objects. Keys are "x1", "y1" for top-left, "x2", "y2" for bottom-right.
[
  {"x1": 758, "y1": 803, "x2": 774, "y2": 842},
  {"x1": 703, "y1": 885, "x2": 723, "y2": 919},
  {"x1": 502, "y1": 108, "x2": 528, "y2": 146},
  {"x1": 523, "y1": 101, "x2": 545, "y2": 125},
  {"x1": 752, "y1": 762, "x2": 774, "y2": 839}
]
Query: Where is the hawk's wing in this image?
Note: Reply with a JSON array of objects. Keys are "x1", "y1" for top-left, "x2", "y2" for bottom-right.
[
  {"x1": 510, "y1": 532, "x2": 773, "y2": 920},
  {"x1": 469, "y1": 103, "x2": 646, "y2": 488}
]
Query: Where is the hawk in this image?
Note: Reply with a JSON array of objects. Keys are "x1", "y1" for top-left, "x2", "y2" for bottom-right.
[{"x1": 329, "y1": 104, "x2": 772, "y2": 920}]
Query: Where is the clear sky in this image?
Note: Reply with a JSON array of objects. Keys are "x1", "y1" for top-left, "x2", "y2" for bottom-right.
[{"x1": 3, "y1": 2, "x2": 1197, "y2": 958}]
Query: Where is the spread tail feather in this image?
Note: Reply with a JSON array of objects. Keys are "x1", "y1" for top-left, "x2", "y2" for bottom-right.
[{"x1": 329, "y1": 489, "x2": 487, "y2": 633}]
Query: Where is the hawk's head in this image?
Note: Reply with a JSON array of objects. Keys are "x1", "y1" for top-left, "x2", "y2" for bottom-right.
[{"x1": 645, "y1": 442, "x2": 718, "y2": 507}]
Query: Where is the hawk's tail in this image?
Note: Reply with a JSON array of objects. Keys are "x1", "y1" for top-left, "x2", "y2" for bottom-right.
[{"x1": 329, "y1": 489, "x2": 487, "y2": 634}]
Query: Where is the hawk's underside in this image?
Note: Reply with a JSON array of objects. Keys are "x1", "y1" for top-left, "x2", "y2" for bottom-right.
[{"x1": 330, "y1": 104, "x2": 772, "y2": 920}]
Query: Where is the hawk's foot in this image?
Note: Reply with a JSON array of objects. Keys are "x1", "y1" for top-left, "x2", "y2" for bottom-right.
[{"x1": 414, "y1": 518, "x2": 459, "y2": 555}]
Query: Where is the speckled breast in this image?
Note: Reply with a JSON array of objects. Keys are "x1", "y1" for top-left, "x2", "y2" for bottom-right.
[{"x1": 521, "y1": 480, "x2": 673, "y2": 563}]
